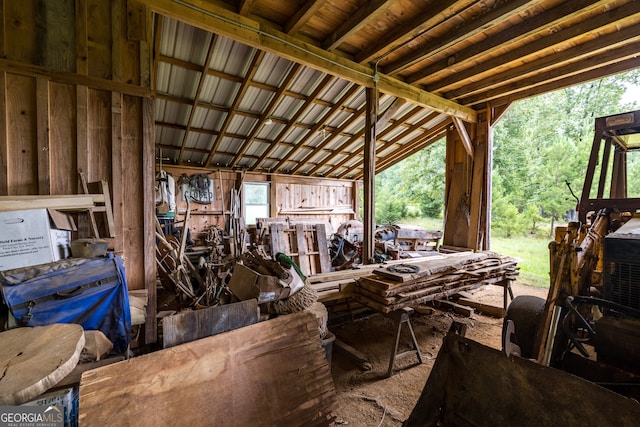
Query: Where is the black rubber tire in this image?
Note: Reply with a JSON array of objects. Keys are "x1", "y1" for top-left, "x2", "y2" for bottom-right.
[{"x1": 502, "y1": 295, "x2": 546, "y2": 359}]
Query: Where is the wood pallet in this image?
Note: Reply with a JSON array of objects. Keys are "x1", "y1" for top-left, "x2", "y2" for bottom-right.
[{"x1": 269, "y1": 223, "x2": 331, "y2": 277}]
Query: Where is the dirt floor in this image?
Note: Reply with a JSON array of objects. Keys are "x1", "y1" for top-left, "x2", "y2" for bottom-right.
[{"x1": 328, "y1": 281, "x2": 549, "y2": 426}]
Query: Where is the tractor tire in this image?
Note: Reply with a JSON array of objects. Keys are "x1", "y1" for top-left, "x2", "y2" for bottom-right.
[{"x1": 502, "y1": 295, "x2": 546, "y2": 359}]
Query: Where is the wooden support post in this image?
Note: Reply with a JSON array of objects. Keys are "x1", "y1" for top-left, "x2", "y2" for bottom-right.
[{"x1": 362, "y1": 87, "x2": 376, "y2": 264}]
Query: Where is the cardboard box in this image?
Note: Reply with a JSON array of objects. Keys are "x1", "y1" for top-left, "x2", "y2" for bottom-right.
[
  {"x1": 21, "y1": 386, "x2": 78, "y2": 427},
  {"x1": 229, "y1": 263, "x2": 291, "y2": 303},
  {"x1": 0, "y1": 209, "x2": 75, "y2": 271}
]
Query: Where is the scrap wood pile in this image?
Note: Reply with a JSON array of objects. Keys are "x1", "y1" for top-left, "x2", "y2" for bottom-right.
[{"x1": 354, "y1": 251, "x2": 519, "y2": 313}]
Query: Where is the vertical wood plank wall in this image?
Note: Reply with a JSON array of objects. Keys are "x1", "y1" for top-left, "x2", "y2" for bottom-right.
[
  {"x1": 443, "y1": 113, "x2": 492, "y2": 251},
  {"x1": 161, "y1": 166, "x2": 357, "y2": 241},
  {"x1": 0, "y1": 1, "x2": 156, "y2": 341}
]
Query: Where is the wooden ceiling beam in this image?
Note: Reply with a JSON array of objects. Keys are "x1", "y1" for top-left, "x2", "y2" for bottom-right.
[
  {"x1": 322, "y1": 0, "x2": 395, "y2": 51},
  {"x1": 445, "y1": 21, "x2": 640, "y2": 102},
  {"x1": 204, "y1": 51, "x2": 264, "y2": 167},
  {"x1": 382, "y1": 0, "x2": 536, "y2": 75},
  {"x1": 460, "y1": 42, "x2": 640, "y2": 106},
  {"x1": 284, "y1": 0, "x2": 324, "y2": 35},
  {"x1": 486, "y1": 56, "x2": 640, "y2": 109},
  {"x1": 229, "y1": 63, "x2": 303, "y2": 167},
  {"x1": 251, "y1": 74, "x2": 339, "y2": 171},
  {"x1": 237, "y1": 0, "x2": 256, "y2": 16},
  {"x1": 354, "y1": 0, "x2": 466, "y2": 64},
  {"x1": 407, "y1": 0, "x2": 606, "y2": 85},
  {"x1": 431, "y1": 5, "x2": 640, "y2": 96},
  {"x1": 140, "y1": 0, "x2": 477, "y2": 123}
]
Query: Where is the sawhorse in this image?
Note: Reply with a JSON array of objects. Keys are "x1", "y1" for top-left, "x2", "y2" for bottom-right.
[{"x1": 384, "y1": 307, "x2": 423, "y2": 377}]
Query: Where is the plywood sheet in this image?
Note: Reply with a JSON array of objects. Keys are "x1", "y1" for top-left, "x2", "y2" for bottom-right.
[{"x1": 80, "y1": 311, "x2": 337, "y2": 426}]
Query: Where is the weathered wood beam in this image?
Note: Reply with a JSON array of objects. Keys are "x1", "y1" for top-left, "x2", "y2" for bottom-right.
[
  {"x1": 140, "y1": 0, "x2": 477, "y2": 123},
  {"x1": 284, "y1": 0, "x2": 324, "y2": 35},
  {"x1": 452, "y1": 117, "x2": 473, "y2": 157},
  {"x1": 322, "y1": 0, "x2": 395, "y2": 51},
  {"x1": 237, "y1": 0, "x2": 255, "y2": 16},
  {"x1": 407, "y1": 0, "x2": 606, "y2": 84},
  {"x1": 363, "y1": 87, "x2": 376, "y2": 264},
  {"x1": 487, "y1": 56, "x2": 640, "y2": 109},
  {"x1": 373, "y1": 120, "x2": 450, "y2": 174},
  {"x1": 382, "y1": 0, "x2": 535, "y2": 74},
  {"x1": 0, "y1": 58, "x2": 152, "y2": 98},
  {"x1": 354, "y1": 0, "x2": 463, "y2": 64},
  {"x1": 460, "y1": 42, "x2": 640, "y2": 107},
  {"x1": 310, "y1": 97, "x2": 410, "y2": 177},
  {"x1": 432, "y1": 4, "x2": 640, "y2": 96}
]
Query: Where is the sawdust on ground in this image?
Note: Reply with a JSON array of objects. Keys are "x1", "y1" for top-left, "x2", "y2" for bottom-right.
[{"x1": 328, "y1": 280, "x2": 548, "y2": 426}]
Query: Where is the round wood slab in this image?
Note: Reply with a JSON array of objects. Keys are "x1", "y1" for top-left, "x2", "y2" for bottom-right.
[{"x1": 0, "y1": 323, "x2": 85, "y2": 405}]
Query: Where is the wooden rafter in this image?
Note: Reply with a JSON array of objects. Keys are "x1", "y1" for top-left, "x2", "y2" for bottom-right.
[
  {"x1": 431, "y1": 4, "x2": 640, "y2": 95},
  {"x1": 140, "y1": 0, "x2": 477, "y2": 123},
  {"x1": 229, "y1": 63, "x2": 304, "y2": 167},
  {"x1": 322, "y1": 0, "x2": 395, "y2": 51},
  {"x1": 372, "y1": 120, "x2": 451, "y2": 175},
  {"x1": 348, "y1": 113, "x2": 450, "y2": 177},
  {"x1": 406, "y1": 0, "x2": 605, "y2": 85},
  {"x1": 269, "y1": 83, "x2": 361, "y2": 173},
  {"x1": 177, "y1": 34, "x2": 218, "y2": 163},
  {"x1": 204, "y1": 51, "x2": 265, "y2": 167},
  {"x1": 354, "y1": 0, "x2": 465, "y2": 64},
  {"x1": 290, "y1": 102, "x2": 369, "y2": 174},
  {"x1": 488, "y1": 56, "x2": 640, "y2": 109},
  {"x1": 382, "y1": 0, "x2": 535, "y2": 74},
  {"x1": 461, "y1": 43, "x2": 640, "y2": 107},
  {"x1": 285, "y1": 0, "x2": 325, "y2": 35},
  {"x1": 251, "y1": 73, "x2": 338, "y2": 171},
  {"x1": 319, "y1": 103, "x2": 424, "y2": 177}
]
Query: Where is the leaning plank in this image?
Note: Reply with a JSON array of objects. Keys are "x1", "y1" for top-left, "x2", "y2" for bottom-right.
[
  {"x1": 0, "y1": 195, "x2": 99, "y2": 212},
  {"x1": 0, "y1": 324, "x2": 85, "y2": 405},
  {"x1": 79, "y1": 311, "x2": 337, "y2": 427},
  {"x1": 162, "y1": 299, "x2": 259, "y2": 348}
]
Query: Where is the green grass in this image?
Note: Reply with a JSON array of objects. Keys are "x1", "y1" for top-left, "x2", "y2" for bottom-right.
[
  {"x1": 396, "y1": 216, "x2": 551, "y2": 288},
  {"x1": 490, "y1": 236, "x2": 550, "y2": 288}
]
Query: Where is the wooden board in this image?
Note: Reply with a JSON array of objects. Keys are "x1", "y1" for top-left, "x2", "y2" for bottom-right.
[
  {"x1": 0, "y1": 324, "x2": 85, "y2": 405},
  {"x1": 162, "y1": 299, "x2": 259, "y2": 348},
  {"x1": 80, "y1": 311, "x2": 337, "y2": 427},
  {"x1": 373, "y1": 252, "x2": 491, "y2": 283}
]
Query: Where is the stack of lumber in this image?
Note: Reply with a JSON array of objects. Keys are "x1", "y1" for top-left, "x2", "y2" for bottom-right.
[
  {"x1": 354, "y1": 251, "x2": 519, "y2": 313},
  {"x1": 79, "y1": 311, "x2": 337, "y2": 427}
]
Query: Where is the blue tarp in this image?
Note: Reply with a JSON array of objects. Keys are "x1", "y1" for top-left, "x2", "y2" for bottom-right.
[{"x1": 1, "y1": 254, "x2": 131, "y2": 354}]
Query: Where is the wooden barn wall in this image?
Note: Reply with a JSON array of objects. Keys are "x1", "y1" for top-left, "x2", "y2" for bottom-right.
[
  {"x1": 271, "y1": 174, "x2": 358, "y2": 233},
  {"x1": 0, "y1": 1, "x2": 156, "y2": 341},
  {"x1": 161, "y1": 166, "x2": 359, "y2": 240},
  {"x1": 443, "y1": 114, "x2": 491, "y2": 251}
]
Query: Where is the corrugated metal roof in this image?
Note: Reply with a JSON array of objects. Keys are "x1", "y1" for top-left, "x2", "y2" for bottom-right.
[{"x1": 151, "y1": 0, "x2": 640, "y2": 179}]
